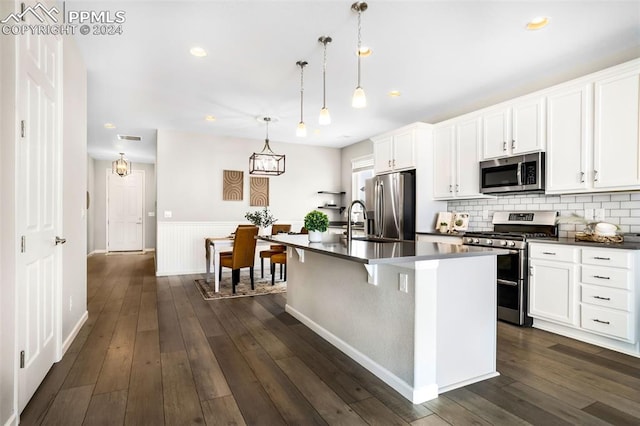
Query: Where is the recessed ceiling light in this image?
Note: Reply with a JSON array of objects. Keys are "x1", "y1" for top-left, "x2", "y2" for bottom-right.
[
  {"x1": 190, "y1": 46, "x2": 207, "y2": 57},
  {"x1": 205, "y1": 115, "x2": 216, "y2": 122},
  {"x1": 388, "y1": 90, "x2": 401, "y2": 97},
  {"x1": 526, "y1": 16, "x2": 549, "y2": 30},
  {"x1": 104, "y1": 123, "x2": 116, "y2": 129}
]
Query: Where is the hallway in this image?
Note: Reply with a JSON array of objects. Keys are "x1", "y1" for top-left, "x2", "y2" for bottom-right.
[{"x1": 20, "y1": 252, "x2": 640, "y2": 425}]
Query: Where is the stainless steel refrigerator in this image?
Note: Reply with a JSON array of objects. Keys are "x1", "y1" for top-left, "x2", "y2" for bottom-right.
[{"x1": 364, "y1": 170, "x2": 416, "y2": 240}]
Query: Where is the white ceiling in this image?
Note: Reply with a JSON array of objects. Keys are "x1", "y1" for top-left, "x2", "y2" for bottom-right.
[{"x1": 70, "y1": 0, "x2": 640, "y2": 164}]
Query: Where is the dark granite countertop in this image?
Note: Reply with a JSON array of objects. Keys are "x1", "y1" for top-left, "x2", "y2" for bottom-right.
[
  {"x1": 528, "y1": 237, "x2": 640, "y2": 250},
  {"x1": 259, "y1": 234, "x2": 507, "y2": 265}
]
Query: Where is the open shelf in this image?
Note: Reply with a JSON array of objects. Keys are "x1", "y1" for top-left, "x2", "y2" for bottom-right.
[{"x1": 318, "y1": 191, "x2": 346, "y2": 214}]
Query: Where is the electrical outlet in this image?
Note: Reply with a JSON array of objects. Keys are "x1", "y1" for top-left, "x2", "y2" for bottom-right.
[
  {"x1": 595, "y1": 208, "x2": 605, "y2": 221},
  {"x1": 584, "y1": 208, "x2": 594, "y2": 220},
  {"x1": 398, "y1": 273, "x2": 408, "y2": 293},
  {"x1": 164, "y1": 211, "x2": 172, "y2": 218},
  {"x1": 69, "y1": 296, "x2": 73, "y2": 312}
]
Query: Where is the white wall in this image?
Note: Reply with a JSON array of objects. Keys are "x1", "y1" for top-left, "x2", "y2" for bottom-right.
[
  {"x1": 61, "y1": 35, "x2": 88, "y2": 343},
  {"x1": 0, "y1": 0, "x2": 18, "y2": 422},
  {"x1": 91, "y1": 160, "x2": 156, "y2": 252},
  {"x1": 447, "y1": 191, "x2": 640, "y2": 238},
  {"x1": 155, "y1": 129, "x2": 341, "y2": 274}
]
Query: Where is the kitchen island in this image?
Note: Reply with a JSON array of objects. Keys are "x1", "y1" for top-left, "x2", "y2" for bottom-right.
[{"x1": 261, "y1": 234, "x2": 507, "y2": 404}]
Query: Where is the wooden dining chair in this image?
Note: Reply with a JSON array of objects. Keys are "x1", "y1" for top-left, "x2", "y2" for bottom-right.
[
  {"x1": 218, "y1": 225, "x2": 259, "y2": 293},
  {"x1": 259, "y1": 224, "x2": 291, "y2": 278},
  {"x1": 270, "y1": 252, "x2": 287, "y2": 285}
]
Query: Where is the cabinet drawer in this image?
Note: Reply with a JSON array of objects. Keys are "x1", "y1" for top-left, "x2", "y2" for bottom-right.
[
  {"x1": 529, "y1": 244, "x2": 577, "y2": 262},
  {"x1": 581, "y1": 265, "x2": 632, "y2": 290},
  {"x1": 580, "y1": 305, "x2": 634, "y2": 341},
  {"x1": 580, "y1": 284, "x2": 631, "y2": 311},
  {"x1": 581, "y1": 248, "x2": 631, "y2": 269}
]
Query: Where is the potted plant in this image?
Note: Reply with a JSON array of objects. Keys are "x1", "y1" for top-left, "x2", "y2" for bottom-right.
[
  {"x1": 245, "y1": 207, "x2": 277, "y2": 235},
  {"x1": 304, "y1": 210, "x2": 329, "y2": 243},
  {"x1": 439, "y1": 222, "x2": 449, "y2": 233}
]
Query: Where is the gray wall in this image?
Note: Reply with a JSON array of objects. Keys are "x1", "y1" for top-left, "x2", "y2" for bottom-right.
[
  {"x1": 341, "y1": 139, "x2": 373, "y2": 208},
  {"x1": 156, "y1": 129, "x2": 341, "y2": 225},
  {"x1": 0, "y1": 0, "x2": 17, "y2": 420},
  {"x1": 91, "y1": 160, "x2": 157, "y2": 252}
]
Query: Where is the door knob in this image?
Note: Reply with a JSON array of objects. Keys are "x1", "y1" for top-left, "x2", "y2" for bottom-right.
[{"x1": 55, "y1": 236, "x2": 67, "y2": 245}]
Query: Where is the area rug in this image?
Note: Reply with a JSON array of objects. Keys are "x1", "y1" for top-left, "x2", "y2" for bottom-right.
[{"x1": 194, "y1": 273, "x2": 286, "y2": 300}]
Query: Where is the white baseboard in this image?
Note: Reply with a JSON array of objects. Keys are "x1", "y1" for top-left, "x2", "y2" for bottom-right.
[
  {"x1": 88, "y1": 249, "x2": 106, "y2": 256},
  {"x1": 4, "y1": 412, "x2": 17, "y2": 426},
  {"x1": 285, "y1": 304, "x2": 438, "y2": 404},
  {"x1": 61, "y1": 310, "x2": 88, "y2": 357}
]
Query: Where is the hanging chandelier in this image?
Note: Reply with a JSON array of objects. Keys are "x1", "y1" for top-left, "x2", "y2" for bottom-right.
[
  {"x1": 318, "y1": 36, "x2": 332, "y2": 125},
  {"x1": 112, "y1": 152, "x2": 131, "y2": 177},
  {"x1": 249, "y1": 117, "x2": 286, "y2": 176},
  {"x1": 351, "y1": 1, "x2": 368, "y2": 108},
  {"x1": 296, "y1": 60, "x2": 308, "y2": 137}
]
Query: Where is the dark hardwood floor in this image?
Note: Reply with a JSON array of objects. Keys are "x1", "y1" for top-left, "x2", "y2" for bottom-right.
[{"x1": 20, "y1": 252, "x2": 640, "y2": 425}]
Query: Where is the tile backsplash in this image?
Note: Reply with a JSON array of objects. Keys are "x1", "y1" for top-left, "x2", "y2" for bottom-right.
[{"x1": 447, "y1": 192, "x2": 640, "y2": 238}]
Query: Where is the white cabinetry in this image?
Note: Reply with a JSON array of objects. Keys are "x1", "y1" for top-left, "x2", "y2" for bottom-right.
[
  {"x1": 580, "y1": 248, "x2": 635, "y2": 342},
  {"x1": 481, "y1": 97, "x2": 545, "y2": 160},
  {"x1": 372, "y1": 125, "x2": 417, "y2": 175},
  {"x1": 433, "y1": 117, "x2": 484, "y2": 200},
  {"x1": 545, "y1": 62, "x2": 640, "y2": 194},
  {"x1": 529, "y1": 244, "x2": 579, "y2": 326},
  {"x1": 529, "y1": 242, "x2": 640, "y2": 357},
  {"x1": 593, "y1": 69, "x2": 640, "y2": 190},
  {"x1": 545, "y1": 83, "x2": 592, "y2": 193}
]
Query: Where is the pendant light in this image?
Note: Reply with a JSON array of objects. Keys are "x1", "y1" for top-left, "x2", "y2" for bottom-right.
[
  {"x1": 318, "y1": 36, "x2": 332, "y2": 125},
  {"x1": 249, "y1": 117, "x2": 286, "y2": 176},
  {"x1": 111, "y1": 152, "x2": 131, "y2": 177},
  {"x1": 296, "y1": 60, "x2": 308, "y2": 137},
  {"x1": 351, "y1": 1, "x2": 368, "y2": 108}
]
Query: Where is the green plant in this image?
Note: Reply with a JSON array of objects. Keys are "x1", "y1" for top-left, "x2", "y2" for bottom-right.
[
  {"x1": 439, "y1": 222, "x2": 448, "y2": 227},
  {"x1": 304, "y1": 210, "x2": 329, "y2": 232},
  {"x1": 245, "y1": 207, "x2": 277, "y2": 228}
]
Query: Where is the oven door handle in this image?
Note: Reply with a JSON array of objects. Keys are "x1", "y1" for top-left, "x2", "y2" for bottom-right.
[{"x1": 497, "y1": 279, "x2": 519, "y2": 287}]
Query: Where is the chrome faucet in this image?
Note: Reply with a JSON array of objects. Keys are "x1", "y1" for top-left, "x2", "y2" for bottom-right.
[{"x1": 347, "y1": 200, "x2": 368, "y2": 242}]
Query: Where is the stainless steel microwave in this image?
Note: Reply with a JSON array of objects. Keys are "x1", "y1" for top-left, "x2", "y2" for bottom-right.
[{"x1": 480, "y1": 152, "x2": 545, "y2": 194}]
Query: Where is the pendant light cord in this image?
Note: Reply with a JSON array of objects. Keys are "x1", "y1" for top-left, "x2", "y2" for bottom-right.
[
  {"x1": 322, "y1": 42, "x2": 328, "y2": 108},
  {"x1": 300, "y1": 64, "x2": 304, "y2": 121},
  {"x1": 357, "y1": 9, "x2": 362, "y2": 87}
]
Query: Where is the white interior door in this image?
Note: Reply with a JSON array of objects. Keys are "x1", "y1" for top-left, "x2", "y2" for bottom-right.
[
  {"x1": 107, "y1": 171, "x2": 144, "y2": 251},
  {"x1": 16, "y1": 19, "x2": 62, "y2": 412}
]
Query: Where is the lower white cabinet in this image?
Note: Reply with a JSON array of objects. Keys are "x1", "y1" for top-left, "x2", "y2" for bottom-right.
[
  {"x1": 529, "y1": 245, "x2": 579, "y2": 326},
  {"x1": 529, "y1": 243, "x2": 639, "y2": 356}
]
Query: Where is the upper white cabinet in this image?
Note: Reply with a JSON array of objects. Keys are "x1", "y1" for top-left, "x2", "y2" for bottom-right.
[
  {"x1": 593, "y1": 69, "x2": 640, "y2": 190},
  {"x1": 545, "y1": 62, "x2": 640, "y2": 194},
  {"x1": 545, "y1": 83, "x2": 592, "y2": 193},
  {"x1": 433, "y1": 116, "x2": 484, "y2": 200},
  {"x1": 372, "y1": 125, "x2": 417, "y2": 175},
  {"x1": 481, "y1": 97, "x2": 546, "y2": 160}
]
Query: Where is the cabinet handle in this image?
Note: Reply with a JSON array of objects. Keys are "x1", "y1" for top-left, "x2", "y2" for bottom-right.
[
  {"x1": 511, "y1": 140, "x2": 515, "y2": 150},
  {"x1": 593, "y1": 256, "x2": 610, "y2": 261},
  {"x1": 594, "y1": 170, "x2": 599, "y2": 182},
  {"x1": 388, "y1": 160, "x2": 392, "y2": 167},
  {"x1": 529, "y1": 266, "x2": 534, "y2": 276},
  {"x1": 542, "y1": 251, "x2": 556, "y2": 255},
  {"x1": 449, "y1": 184, "x2": 453, "y2": 193},
  {"x1": 393, "y1": 159, "x2": 396, "y2": 167},
  {"x1": 593, "y1": 275, "x2": 610, "y2": 280},
  {"x1": 580, "y1": 172, "x2": 585, "y2": 183},
  {"x1": 592, "y1": 295, "x2": 611, "y2": 301},
  {"x1": 592, "y1": 319, "x2": 610, "y2": 325},
  {"x1": 503, "y1": 141, "x2": 507, "y2": 151},
  {"x1": 455, "y1": 184, "x2": 459, "y2": 192}
]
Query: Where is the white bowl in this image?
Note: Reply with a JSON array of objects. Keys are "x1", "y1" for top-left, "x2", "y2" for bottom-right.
[{"x1": 595, "y1": 222, "x2": 617, "y2": 236}]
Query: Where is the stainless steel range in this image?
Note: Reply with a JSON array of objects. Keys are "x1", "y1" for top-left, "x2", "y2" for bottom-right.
[{"x1": 463, "y1": 211, "x2": 558, "y2": 326}]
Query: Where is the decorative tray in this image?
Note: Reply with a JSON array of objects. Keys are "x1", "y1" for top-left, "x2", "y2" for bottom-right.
[{"x1": 575, "y1": 232, "x2": 624, "y2": 243}]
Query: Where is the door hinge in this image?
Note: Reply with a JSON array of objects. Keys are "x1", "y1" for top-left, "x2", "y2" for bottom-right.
[
  {"x1": 20, "y1": 350, "x2": 25, "y2": 368},
  {"x1": 21, "y1": 236, "x2": 26, "y2": 253},
  {"x1": 20, "y1": 120, "x2": 25, "y2": 138}
]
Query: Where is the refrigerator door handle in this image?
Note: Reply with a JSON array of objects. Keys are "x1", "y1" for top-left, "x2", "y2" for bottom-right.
[{"x1": 379, "y1": 181, "x2": 384, "y2": 237}]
